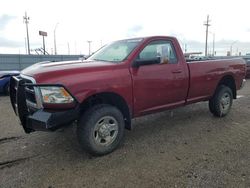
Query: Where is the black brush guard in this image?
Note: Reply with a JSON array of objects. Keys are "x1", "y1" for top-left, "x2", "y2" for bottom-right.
[{"x1": 9, "y1": 76, "x2": 79, "y2": 133}]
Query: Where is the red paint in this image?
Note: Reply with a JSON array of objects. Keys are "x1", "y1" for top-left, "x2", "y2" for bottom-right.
[{"x1": 21, "y1": 36, "x2": 246, "y2": 118}]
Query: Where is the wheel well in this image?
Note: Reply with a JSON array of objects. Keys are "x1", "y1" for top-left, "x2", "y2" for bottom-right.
[
  {"x1": 79, "y1": 92, "x2": 132, "y2": 130},
  {"x1": 217, "y1": 75, "x2": 236, "y2": 99}
]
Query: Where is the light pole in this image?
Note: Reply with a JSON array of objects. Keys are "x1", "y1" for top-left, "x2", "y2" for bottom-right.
[
  {"x1": 54, "y1": 23, "x2": 59, "y2": 55},
  {"x1": 87, "y1": 40, "x2": 92, "y2": 55},
  {"x1": 230, "y1": 41, "x2": 237, "y2": 56},
  {"x1": 67, "y1": 42, "x2": 70, "y2": 55},
  {"x1": 23, "y1": 12, "x2": 30, "y2": 55}
]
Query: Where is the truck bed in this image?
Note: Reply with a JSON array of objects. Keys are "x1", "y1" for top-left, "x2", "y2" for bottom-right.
[{"x1": 186, "y1": 58, "x2": 246, "y2": 104}]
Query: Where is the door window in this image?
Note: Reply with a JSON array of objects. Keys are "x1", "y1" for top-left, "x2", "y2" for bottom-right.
[{"x1": 138, "y1": 40, "x2": 177, "y2": 64}]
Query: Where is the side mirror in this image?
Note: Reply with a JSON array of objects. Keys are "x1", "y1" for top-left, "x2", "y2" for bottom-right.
[
  {"x1": 133, "y1": 57, "x2": 160, "y2": 67},
  {"x1": 158, "y1": 45, "x2": 170, "y2": 64},
  {"x1": 160, "y1": 57, "x2": 169, "y2": 64}
]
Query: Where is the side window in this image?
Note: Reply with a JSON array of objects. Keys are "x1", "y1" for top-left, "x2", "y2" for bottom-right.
[{"x1": 138, "y1": 40, "x2": 178, "y2": 64}]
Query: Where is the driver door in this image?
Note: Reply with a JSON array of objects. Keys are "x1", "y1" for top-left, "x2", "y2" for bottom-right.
[{"x1": 131, "y1": 40, "x2": 189, "y2": 115}]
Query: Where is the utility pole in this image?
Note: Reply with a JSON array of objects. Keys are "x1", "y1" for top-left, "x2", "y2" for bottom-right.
[
  {"x1": 87, "y1": 40, "x2": 92, "y2": 55},
  {"x1": 23, "y1": 12, "x2": 30, "y2": 55},
  {"x1": 204, "y1": 15, "x2": 211, "y2": 56},
  {"x1": 24, "y1": 37, "x2": 27, "y2": 54}
]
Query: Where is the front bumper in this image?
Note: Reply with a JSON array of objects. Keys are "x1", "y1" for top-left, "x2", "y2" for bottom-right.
[
  {"x1": 25, "y1": 108, "x2": 79, "y2": 132},
  {"x1": 9, "y1": 76, "x2": 79, "y2": 133}
]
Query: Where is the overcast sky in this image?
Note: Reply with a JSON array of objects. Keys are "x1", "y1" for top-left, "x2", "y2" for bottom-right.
[{"x1": 1, "y1": 0, "x2": 250, "y2": 55}]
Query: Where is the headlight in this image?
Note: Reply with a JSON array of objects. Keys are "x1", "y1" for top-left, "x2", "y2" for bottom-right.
[{"x1": 39, "y1": 86, "x2": 74, "y2": 104}]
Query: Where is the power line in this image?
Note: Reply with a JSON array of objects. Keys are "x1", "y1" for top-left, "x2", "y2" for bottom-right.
[
  {"x1": 204, "y1": 15, "x2": 211, "y2": 56},
  {"x1": 23, "y1": 12, "x2": 30, "y2": 55}
]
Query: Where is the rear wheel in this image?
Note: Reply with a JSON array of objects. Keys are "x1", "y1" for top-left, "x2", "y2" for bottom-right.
[
  {"x1": 77, "y1": 104, "x2": 125, "y2": 156},
  {"x1": 208, "y1": 85, "x2": 233, "y2": 117}
]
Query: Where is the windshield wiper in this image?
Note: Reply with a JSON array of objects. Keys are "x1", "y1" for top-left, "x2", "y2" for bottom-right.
[
  {"x1": 92, "y1": 58, "x2": 108, "y2": 62},
  {"x1": 91, "y1": 58, "x2": 119, "y2": 63}
]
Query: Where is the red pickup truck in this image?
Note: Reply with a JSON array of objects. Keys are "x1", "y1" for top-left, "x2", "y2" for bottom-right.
[{"x1": 10, "y1": 36, "x2": 246, "y2": 156}]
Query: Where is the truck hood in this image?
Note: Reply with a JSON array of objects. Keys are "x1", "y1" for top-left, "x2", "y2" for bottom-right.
[{"x1": 21, "y1": 60, "x2": 120, "y2": 83}]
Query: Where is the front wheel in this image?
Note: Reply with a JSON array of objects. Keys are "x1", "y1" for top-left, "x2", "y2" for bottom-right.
[
  {"x1": 77, "y1": 104, "x2": 125, "y2": 156},
  {"x1": 209, "y1": 85, "x2": 233, "y2": 117}
]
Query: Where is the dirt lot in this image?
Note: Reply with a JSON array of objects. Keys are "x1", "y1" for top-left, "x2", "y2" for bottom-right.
[{"x1": 0, "y1": 81, "x2": 249, "y2": 188}]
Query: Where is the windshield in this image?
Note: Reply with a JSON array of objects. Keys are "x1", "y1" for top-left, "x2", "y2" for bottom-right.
[{"x1": 88, "y1": 39, "x2": 143, "y2": 62}]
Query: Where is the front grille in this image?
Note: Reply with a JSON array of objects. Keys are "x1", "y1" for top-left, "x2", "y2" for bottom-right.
[
  {"x1": 23, "y1": 78, "x2": 37, "y2": 106},
  {"x1": 22, "y1": 75, "x2": 43, "y2": 113},
  {"x1": 10, "y1": 75, "x2": 41, "y2": 116}
]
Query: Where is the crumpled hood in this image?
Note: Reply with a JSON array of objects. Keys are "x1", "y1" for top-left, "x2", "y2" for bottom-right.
[{"x1": 21, "y1": 60, "x2": 118, "y2": 83}]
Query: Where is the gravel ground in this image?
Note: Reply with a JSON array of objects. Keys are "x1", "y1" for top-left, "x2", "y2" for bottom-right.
[{"x1": 0, "y1": 81, "x2": 249, "y2": 188}]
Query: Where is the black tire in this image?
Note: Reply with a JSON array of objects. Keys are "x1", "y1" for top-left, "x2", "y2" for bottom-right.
[
  {"x1": 208, "y1": 98, "x2": 215, "y2": 114},
  {"x1": 77, "y1": 104, "x2": 125, "y2": 156},
  {"x1": 208, "y1": 85, "x2": 233, "y2": 117},
  {"x1": 4, "y1": 82, "x2": 10, "y2": 95}
]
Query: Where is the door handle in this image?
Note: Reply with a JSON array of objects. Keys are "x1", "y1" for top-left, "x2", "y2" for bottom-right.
[{"x1": 172, "y1": 69, "x2": 182, "y2": 73}]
